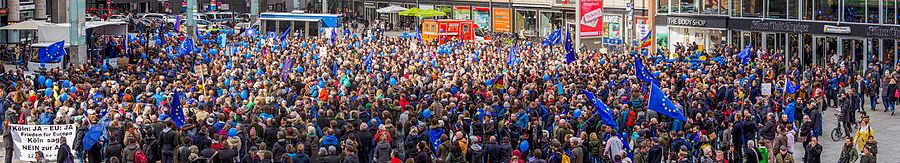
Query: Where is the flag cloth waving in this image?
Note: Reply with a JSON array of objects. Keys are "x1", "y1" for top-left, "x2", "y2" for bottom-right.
[
  {"x1": 785, "y1": 78, "x2": 800, "y2": 94},
  {"x1": 738, "y1": 43, "x2": 753, "y2": 64},
  {"x1": 171, "y1": 90, "x2": 186, "y2": 128},
  {"x1": 565, "y1": 30, "x2": 576, "y2": 64},
  {"x1": 638, "y1": 30, "x2": 652, "y2": 49},
  {"x1": 582, "y1": 90, "x2": 617, "y2": 129},
  {"x1": 648, "y1": 83, "x2": 687, "y2": 121}
]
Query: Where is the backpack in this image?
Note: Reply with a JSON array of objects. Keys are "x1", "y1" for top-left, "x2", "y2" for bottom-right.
[
  {"x1": 134, "y1": 150, "x2": 148, "y2": 163},
  {"x1": 560, "y1": 153, "x2": 571, "y2": 163}
]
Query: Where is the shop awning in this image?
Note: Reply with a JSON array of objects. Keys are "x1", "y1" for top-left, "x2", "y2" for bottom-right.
[
  {"x1": 0, "y1": 20, "x2": 52, "y2": 30},
  {"x1": 376, "y1": 5, "x2": 408, "y2": 13}
]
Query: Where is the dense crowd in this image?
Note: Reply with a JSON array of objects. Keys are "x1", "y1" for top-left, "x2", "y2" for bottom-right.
[{"x1": 0, "y1": 20, "x2": 889, "y2": 163}]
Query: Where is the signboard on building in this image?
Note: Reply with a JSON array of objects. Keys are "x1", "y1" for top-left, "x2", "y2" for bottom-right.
[
  {"x1": 19, "y1": 4, "x2": 35, "y2": 11},
  {"x1": 10, "y1": 124, "x2": 77, "y2": 162},
  {"x1": 493, "y1": 8, "x2": 511, "y2": 32},
  {"x1": 823, "y1": 25, "x2": 851, "y2": 34},
  {"x1": 603, "y1": 15, "x2": 619, "y2": 38},
  {"x1": 579, "y1": 0, "x2": 603, "y2": 37},
  {"x1": 657, "y1": 15, "x2": 728, "y2": 28}
]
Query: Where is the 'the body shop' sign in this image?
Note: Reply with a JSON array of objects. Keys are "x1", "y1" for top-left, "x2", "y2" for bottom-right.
[{"x1": 580, "y1": 0, "x2": 603, "y2": 37}]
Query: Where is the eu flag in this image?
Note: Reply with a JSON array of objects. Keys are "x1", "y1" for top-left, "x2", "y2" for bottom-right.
[
  {"x1": 541, "y1": 29, "x2": 561, "y2": 47},
  {"x1": 648, "y1": 83, "x2": 687, "y2": 121},
  {"x1": 365, "y1": 51, "x2": 374, "y2": 71},
  {"x1": 785, "y1": 102, "x2": 796, "y2": 122},
  {"x1": 82, "y1": 125, "x2": 103, "y2": 150},
  {"x1": 171, "y1": 90, "x2": 186, "y2": 128},
  {"x1": 38, "y1": 47, "x2": 51, "y2": 63},
  {"x1": 565, "y1": 30, "x2": 576, "y2": 64},
  {"x1": 280, "y1": 27, "x2": 291, "y2": 41},
  {"x1": 330, "y1": 29, "x2": 337, "y2": 45},
  {"x1": 179, "y1": 38, "x2": 194, "y2": 55},
  {"x1": 738, "y1": 43, "x2": 753, "y2": 64},
  {"x1": 47, "y1": 40, "x2": 67, "y2": 59},
  {"x1": 633, "y1": 54, "x2": 661, "y2": 85},
  {"x1": 785, "y1": 78, "x2": 800, "y2": 94},
  {"x1": 507, "y1": 46, "x2": 517, "y2": 66},
  {"x1": 428, "y1": 128, "x2": 444, "y2": 152},
  {"x1": 582, "y1": 90, "x2": 617, "y2": 129}
]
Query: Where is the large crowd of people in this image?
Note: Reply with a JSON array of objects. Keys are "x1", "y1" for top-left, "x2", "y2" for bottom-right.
[{"x1": 0, "y1": 19, "x2": 889, "y2": 163}]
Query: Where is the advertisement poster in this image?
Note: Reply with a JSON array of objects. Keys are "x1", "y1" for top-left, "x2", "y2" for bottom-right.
[
  {"x1": 454, "y1": 6, "x2": 471, "y2": 20},
  {"x1": 635, "y1": 17, "x2": 650, "y2": 38},
  {"x1": 579, "y1": 0, "x2": 603, "y2": 37},
  {"x1": 473, "y1": 7, "x2": 491, "y2": 30},
  {"x1": 493, "y1": 8, "x2": 511, "y2": 32},
  {"x1": 10, "y1": 124, "x2": 77, "y2": 162},
  {"x1": 602, "y1": 15, "x2": 620, "y2": 38}
]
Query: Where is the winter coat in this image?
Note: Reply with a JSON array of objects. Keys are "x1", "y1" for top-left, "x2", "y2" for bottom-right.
[{"x1": 374, "y1": 141, "x2": 392, "y2": 163}]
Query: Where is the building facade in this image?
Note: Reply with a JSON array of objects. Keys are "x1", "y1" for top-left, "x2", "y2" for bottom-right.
[
  {"x1": 337, "y1": 0, "x2": 650, "y2": 49},
  {"x1": 655, "y1": 0, "x2": 900, "y2": 70}
]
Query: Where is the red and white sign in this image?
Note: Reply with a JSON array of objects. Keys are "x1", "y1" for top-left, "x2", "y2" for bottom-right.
[{"x1": 579, "y1": 0, "x2": 603, "y2": 37}]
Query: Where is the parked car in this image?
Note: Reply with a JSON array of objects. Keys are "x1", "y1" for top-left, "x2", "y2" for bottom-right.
[{"x1": 108, "y1": 15, "x2": 127, "y2": 22}]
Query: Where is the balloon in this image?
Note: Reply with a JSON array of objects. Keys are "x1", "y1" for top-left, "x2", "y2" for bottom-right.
[
  {"x1": 228, "y1": 128, "x2": 238, "y2": 137},
  {"x1": 240, "y1": 90, "x2": 249, "y2": 99},
  {"x1": 257, "y1": 69, "x2": 263, "y2": 76},
  {"x1": 45, "y1": 79, "x2": 53, "y2": 88},
  {"x1": 543, "y1": 75, "x2": 550, "y2": 81},
  {"x1": 296, "y1": 66, "x2": 304, "y2": 73},
  {"x1": 44, "y1": 89, "x2": 52, "y2": 97},
  {"x1": 573, "y1": 109, "x2": 583, "y2": 119},
  {"x1": 37, "y1": 76, "x2": 46, "y2": 85},
  {"x1": 59, "y1": 93, "x2": 69, "y2": 102},
  {"x1": 141, "y1": 53, "x2": 147, "y2": 59},
  {"x1": 389, "y1": 78, "x2": 397, "y2": 86},
  {"x1": 652, "y1": 71, "x2": 661, "y2": 78},
  {"x1": 62, "y1": 80, "x2": 71, "y2": 88},
  {"x1": 519, "y1": 141, "x2": 530, "y2": 153},
  {"x1": 101, "y1": 64, "x2": 108, "y2": 72},
  {"x1": 224, "y1": 78, "x2": 231, "y2": 86},
  {"x1": 422, "y1": 109, "x2": 432, "y2": 119},
  {"x1": 70, "y1": 86, "x2": 77, "y2": 93}
]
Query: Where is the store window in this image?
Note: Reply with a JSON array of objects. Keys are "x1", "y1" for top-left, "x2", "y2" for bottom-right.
[
  {"x1": 659, "y1": 0, "x2": 669, "y2": 13},
  {"x1": 742, "y1": 0, "x2": 763, "y2": 17},
  {"x1": 816, "y1": 0, "x2": 838, "y2": 21},
  {"x1": 678, "y1": 0, "x2": 697, "y2": 13},
  {"x1": 846, "y1": 1, "x2": 865, "y2": 22},
  {"x1": 515, "y1": 10, "x2": 537, "y2": 37},
  {"x1": 786, "y1": 0, "x2": 798, "y2": 19},
  {"x1": 769, "y1": 0, "x2": 786, "y2": 18},
  {"x1": 885, "y1": 0, "x2": 897, "y2": 24},
  {"x1": 539, "y1": 12, "x2": 562, "y2": 37},
  {"x1": 731, "y1": 0, "x2": 740, "y2": 16},
  {"x1": 866, "y1": 0, "x2": 879, "y2": 23},
  {"x1": 701, "y1": 0, "x2": 720, "y2": 14}
]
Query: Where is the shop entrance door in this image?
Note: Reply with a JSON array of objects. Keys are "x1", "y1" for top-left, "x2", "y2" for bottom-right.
[{"x1": 814, "y1": 36, "x2": 836, "y2": 67}]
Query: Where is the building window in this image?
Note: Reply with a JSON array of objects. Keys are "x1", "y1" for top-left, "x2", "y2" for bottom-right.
[{"x1": 659, "y1": 0, "x2": 669, "y2": 13}]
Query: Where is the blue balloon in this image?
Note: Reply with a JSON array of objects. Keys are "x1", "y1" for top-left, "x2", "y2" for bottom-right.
[
  {"x1": 652, "y1": 71, "x2": 661, "y2": 78},
  {"x1": 422, "y1": 109, "x2": 432, "y2": 119},
  {"x1": 59, "y1": 93, "x2": 69, "y2": 101},
  {"x1": 11, "y1": 82, "x2": 16, "y2": 87},
  {"x1": 101, "y1": 64, "x2": 108, "y2": 72},
  {"x1": 37, "y1": 76, "x2": 46, "y2": 85},
  {"x1": 543, "y1": 75, "x2": 550, "y2": 81},
  {"x1": 257, "y1": 69, "x2": 263, "y2": 76},
  {"x1": 389, "y1": 78, "x2": 397, "y2": 86},
  {"x1": 519, "y1": 140, "x2": 530, "y2": 153},
  {"x1": 228, "y1": 128, "x2": 237, "y2": 137},
  {"x1": 141, "y1": 53, "x2": 148, "y2": 59},
  {"x1": 240, "y1": 90, "x2": 249, "y2": 99},
  {"x1": 210, "y1": 49, "x2": 219, "y2": 55},
  {"x1": 224, "y1": 78, "x2": 231, "y2": 86},
  {"x1": 45, "y1": 79, "x2": 53, "y2": 88},
  {"x1": 44, "y1": 89, "x2": 52, "y2": 97},
  {"x1": 296, "y1": 66, "x2": 304, "y2": 73},
  {"x1": 62, "y1": 80, "x2": 71, "y2": 88},
  {"x1": 573, "y1": 109, "x2": 583, "y2": 119},
  {"x1": 70, "y1": 86, "x2": 77, "y2": 93}
]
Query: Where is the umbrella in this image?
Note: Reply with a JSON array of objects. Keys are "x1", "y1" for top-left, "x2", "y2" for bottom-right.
[
  {"x1": 399, "y1": 8, "x2": 423, "y2": 16},
  {"x1": 377, "y1": 5, "x2": 409, "y2": 13}
]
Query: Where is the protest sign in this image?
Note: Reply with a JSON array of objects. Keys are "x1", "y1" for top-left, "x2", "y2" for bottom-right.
[
  {"x1": 762, "y1": 83, "x2": 772, "y2": 96},
  {"x1": 10, "y1": 124, "x2": 77, "y2": 162}
]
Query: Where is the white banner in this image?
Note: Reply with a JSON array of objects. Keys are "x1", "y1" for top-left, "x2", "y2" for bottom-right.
[{"x1": 10, "y1": 124, "x2": 77, "y2": 162}]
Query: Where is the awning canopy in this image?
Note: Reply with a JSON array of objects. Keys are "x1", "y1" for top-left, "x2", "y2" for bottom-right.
[
  {"x1": 376, "y1": 5, "x2": 408, "y2": 13},
  {"x1": 0, "y1": 20, "x2": 53, "y2": 30}
]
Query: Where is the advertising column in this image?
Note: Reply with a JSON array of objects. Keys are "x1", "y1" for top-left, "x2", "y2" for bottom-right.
[{"x1": 579, "y1": 0, "x2": 602, "y2": 37}]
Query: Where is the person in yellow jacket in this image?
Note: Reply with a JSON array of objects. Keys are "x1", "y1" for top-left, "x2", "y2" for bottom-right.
[{"x1": 854, "y1": 118, "x2": 875, "y2": 150}]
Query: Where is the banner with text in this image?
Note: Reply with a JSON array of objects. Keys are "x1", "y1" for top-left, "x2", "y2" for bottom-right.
[
  {"x1": 10, "y1": 124, "x2": 77, "y2": 162},
  {"x1": 579, "y1": 0, "x2": 603, "y2": 37}
]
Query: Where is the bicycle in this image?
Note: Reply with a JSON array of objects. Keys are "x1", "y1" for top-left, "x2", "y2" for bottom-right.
[{"x1": 831, "y1": 112, "x2": 844, "y2": 141}]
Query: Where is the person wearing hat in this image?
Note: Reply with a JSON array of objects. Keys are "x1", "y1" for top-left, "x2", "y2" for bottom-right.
[{"x1": 774, "y1": 145, "x2": 794, "y2": 163}]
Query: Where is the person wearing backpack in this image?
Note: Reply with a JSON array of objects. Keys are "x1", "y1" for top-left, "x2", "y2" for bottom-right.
[
  {"x1": 123, "y1": 137, "x2": 141, "y2": 163},
  {"x1": 56, "y1": 136, "x2": 74, "y2": 163}
]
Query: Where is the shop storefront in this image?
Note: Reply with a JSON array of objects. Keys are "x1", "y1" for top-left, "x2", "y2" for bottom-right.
[
  {"x1": 514, "y1": 9, "x2": 536, "y2": 37},
  {"x1": 655, "y1": 14, "x2": 729, "y2": 53}
]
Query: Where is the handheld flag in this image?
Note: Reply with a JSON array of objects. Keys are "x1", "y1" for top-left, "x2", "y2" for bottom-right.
[
  {"x1": 648, "y1": 83, "x2": 687, "y2": 121},
  {"x1": 541, "y1": 29, "x2": 562, "y2": 47},
  {"x1": 785, "y1": 102, "x2": 796, "y2": 122},
  {"x1": 633, "y1": 54, "x2": 661, "y2": 85},
  {"x1": 565, "y1": 30, "x2": 576, "y2": 64},
  {"x1": 507, "y1": 46, "x2": 517, "y2": 66},
  {"x1": 638, "y1": 30, "x2": 652, "y2": 49},
  {"x1": 330, "y1": 29, "x2": 337, "y2": 45},
  {"x1": 48, "y1": 40, "x2": 67, "y2": 59},
  {"x1": 738, "y1": 44, "x2": 753, "y2": 64},
  {"x1": 171, "y1": 90, "x2": 186, "y2": 128},
  {"x1": 280, "y1": 27, "x2": 291, "y2": 41},
  {"x1": 785, "y1": 78, "x2": 800, "y2": 94},
  {"x1": 582, "y1": 90, "x2": 617, "y2": 129},
  {"x1": 179, "y1": 38, "x2": 194, "y2": 55}
]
